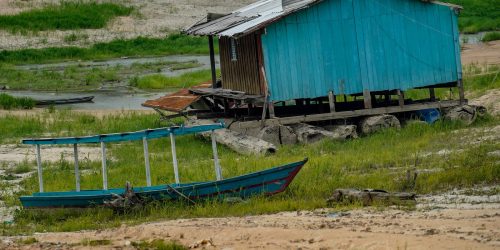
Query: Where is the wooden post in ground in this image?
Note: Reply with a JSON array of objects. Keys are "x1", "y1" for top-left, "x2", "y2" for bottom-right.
[
  {"x1": 363, "y1": 89, "x2": 372, "y2": 109},
  {"x1": 208, "y1": 35, "x2": 217, "y2": 88},
  {"x1": 429, "y1": 88, "x2": 436, "y2": 102},
  {"x1": 397, "y1": 90, "x2": 405, "y2": 107},
  {"x1": 268, "y1": 102, "x2": 276, "y2": 118},
  {"x1": 458, "y1": 79, "x2": 465, "y2": 105},
  {"x1": 328, "y1": 91, "x2": 336, "y2": 113}
]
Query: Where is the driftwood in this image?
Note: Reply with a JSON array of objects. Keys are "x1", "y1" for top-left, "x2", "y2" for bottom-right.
[
  {"x1": 327, "y1": 189, "x2": 416, "y2": 206},
  {"x1": 189, "y1": 119, "x2": 277, "y2": 155},
  {"x1": 290, "y1": 123, "x2": 354, "y2": 144},
  {"x1": 359, "y1": 115, "x2": 401, "y2": 135},
  {"x1": 104, "y1": 182, "x2": 144, "y2": 212},
  {"x1": 257, "y1": 125, "x2": 298, "y2": 145},
  {"x1": 443, "y1": 105, "x2": 478, "y2": 125},
  {"x1": 322, "y1": 125, "x2": 358, "y2": 139}
]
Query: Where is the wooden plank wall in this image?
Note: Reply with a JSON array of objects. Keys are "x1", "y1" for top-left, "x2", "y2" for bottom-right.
[{"x1": 219, "y1": 34, "x2": 263, "y2": 95}]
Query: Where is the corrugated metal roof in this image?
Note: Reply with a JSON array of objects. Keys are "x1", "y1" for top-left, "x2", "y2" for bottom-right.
[
  {"x1": 142, "y1": 83, "x2": 211, "y2": 112},
  {"x1": 185, "y1": 0, "x2": 462, "y2": 38},
  {"x1": 185, "y1": 0, "x2": 323, "y2": 38}
]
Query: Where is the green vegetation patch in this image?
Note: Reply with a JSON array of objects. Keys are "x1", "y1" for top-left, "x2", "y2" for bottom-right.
[
  {"x1": 448, "y1": 0, "x2": 499, "y2": 33},
  {"x1": 0, "y1": 34, "x2": 216, "y2": 65},
  {"x1": 131, "y1": 69, "x2": 219, "y2": 89},
  {"x1": 0, "y1": 109, "x2": 498, "y2": 235},
  {"x1": 132, "y1": 239, "x2": 187, "y2": 250},
  {"x1": 0, "y1": 93, "x2": 35, "y2": 110},
  {"x1": 482, "y1": 32, "x2": 500, "y2": 42},
  {"x1": 0, "y1": 2, "x2": 132, "y2": 33}
]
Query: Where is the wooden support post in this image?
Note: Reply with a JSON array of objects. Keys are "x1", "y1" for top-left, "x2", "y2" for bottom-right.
[
  {"x1": 211, "y1": 130, "x2": 223, "y2": 181},
  {"x1": 100, "y1": 142, "x2": 108, "y2": 190},
  {"x1": 268, "y1": 102, "x2": 276, "y2": 118},
  {"x1": 429, "y1": 88, "x2": 436, "y2": 102},
  {"x1": 328, "y1": 91, "x2": 336, "y2": 113},
  {"x1": 384, "y1": 94, "x2": 390, "y2": 104},
  {"x1": 458, "y1": 79, "x2": 465, "y2": 105},
  {"x1": 208, "y1": 35, "x2": 217, "y2": 88},
  {"x1": 397, "y1": 90, "x2": 405, "y2": 107},
  {"x1": 170, "y1": 133, "x2": 180, "y2": 184},
  {"x1": 143, "y1": 137, "x2": 152, "y2": 187},
  {"x1": 73, "y1": 144, "x2": 80, "y2": 192},
  {"x1": 35, "y1": 145, "x2": 43, "y2": 193},
  {"x1": 363, "y1": 89, "x2": 372, "y2": 109}
]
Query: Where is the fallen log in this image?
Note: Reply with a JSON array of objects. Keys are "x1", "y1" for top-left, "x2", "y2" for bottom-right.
[
  {"x1": 257, "y1": 125, "x2": 298, "y2": 145},
  {"x1": 359, "y1": 114, "x2": 401, "y2": 135},
  {"x1": 189, "y1": 119, "x2": 277, "y2": 155},
  {"x1": 290, "y1": 123, "x2": 352, "y2": 144},
  {"x1": 327, "y1": 189, "x2": 416, "y2": 206}
]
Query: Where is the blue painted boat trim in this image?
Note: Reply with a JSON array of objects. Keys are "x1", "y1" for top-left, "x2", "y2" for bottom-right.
[{"x1": 22, "y1": 123, "x2": 224, "y2": 145}]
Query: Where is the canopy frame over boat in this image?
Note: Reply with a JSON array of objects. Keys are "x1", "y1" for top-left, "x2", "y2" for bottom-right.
[
  {"x1": 22, "y1": 123, "x2": 225, "y2": 193},
  {"x1": 20, "y1": 123, "x2": 307, "y2": 208}
]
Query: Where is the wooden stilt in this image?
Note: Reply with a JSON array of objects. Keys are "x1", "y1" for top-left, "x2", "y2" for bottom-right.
[
  {"x1": 397, "y1": 90, "x2": 405, "y2": 107},
  {"x1": 429, "y1": 88, "x2": 436, "y2": 102},
  {"x1": 458, "y1": 79, "x2": 465, "y2": 105},
  {"x1": 328, "y1": 91, "x2": 336, "y2": 113},
  {"x1": 208, "y1": 35, "x2": 217, "y2": 88},
  {"x1": 363, "y1": 89, "x2": 372, "y2": 109},
  {"x1": 268, "y1": 102, "x2": 276, "y2": 118}
]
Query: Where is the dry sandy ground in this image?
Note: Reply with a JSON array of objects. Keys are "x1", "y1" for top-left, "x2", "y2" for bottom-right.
[
  {"x1": 461, "y1": 41, "x2": 500, "y2": 66},
  {"x1": 2, "y1": 204, "x2": 499, "y2": 249},
  {"x1": 0, "y1": 0, "x2": 254, "y2": 50}
]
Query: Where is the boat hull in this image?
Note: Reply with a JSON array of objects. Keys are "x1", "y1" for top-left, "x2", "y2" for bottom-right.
[
  {"x1": 20, "y1": 158, "x2": 307, "y2": 208},
  {"x1": 35, "y1": 96, "x2": 94, "y2": 106}
]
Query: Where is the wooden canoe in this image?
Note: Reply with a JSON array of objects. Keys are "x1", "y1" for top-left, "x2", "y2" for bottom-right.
[
  {"x1": 20, "y1": 158, "x2": 307, "y2": 208},
  {"x1": 35, "y1": 96, "x2": 94, "y2": 106}
]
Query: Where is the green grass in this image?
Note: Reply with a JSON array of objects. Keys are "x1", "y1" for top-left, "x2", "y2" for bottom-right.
[
  {"x1": 448, "y1": 0, "x2": 500, "y2": 33},
  {"x1": 0, "y1": 93, "x2": 35, "y2": 110},
  {"x1": 0, "y1": 60, "x2": 204, "y2": 91},
  {"x1": 0, "y1": 109, "x2": 498, "y2": 235},
  {"x1": 131, "y1": 239, "x2": 187, "y2": 250},
  {"x1": 0, "y1": 2, "x2": 132, "y2": 33},
  {"x1": 131, "y1": 69, "x2": 219, "y2": 89},
  {"x1": 405, "y1": 64, "x2": 500, "y2": 100},
  {"x1": 482, "y1": 32, "x2": 500, "y2": 42},
  {"x1": 0, "y1": 34, "x2": 217, "y2": 65}
]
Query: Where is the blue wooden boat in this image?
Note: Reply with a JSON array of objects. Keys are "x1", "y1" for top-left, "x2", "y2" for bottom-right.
[{"x1": 19, "y1": 123, "x2": 307, "y2": 208}]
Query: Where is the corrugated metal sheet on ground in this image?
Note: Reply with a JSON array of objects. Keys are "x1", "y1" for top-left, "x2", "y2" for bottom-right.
[
  {"x1": 142, "y1": 83, "x2": 211, "y2": 112},
  {"x1": 261, "y1": 0, "x2": 462, "y2": 101}
]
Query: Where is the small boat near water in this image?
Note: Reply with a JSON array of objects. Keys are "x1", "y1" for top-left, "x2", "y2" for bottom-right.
[
  {"x1": 20, "y1": 123, "x2": 307, "y2": 208},
  {"x1": 35, "y1": 96, "x2": 94, "y2": 106}
]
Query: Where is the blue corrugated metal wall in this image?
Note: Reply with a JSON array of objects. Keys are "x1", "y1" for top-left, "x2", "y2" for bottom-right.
[{"x1": 261, "y1": 0, "x2": 462, "y2": 102}]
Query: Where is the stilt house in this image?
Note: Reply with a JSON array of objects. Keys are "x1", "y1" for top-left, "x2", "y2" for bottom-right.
[{"x1": 145, "y1": 0, "x2": 464, "y2": 125}]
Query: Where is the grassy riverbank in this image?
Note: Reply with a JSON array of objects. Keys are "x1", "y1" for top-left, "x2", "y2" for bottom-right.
[
  {"x1": 448, "y1": 0, "x2": 499, "y2": 33},
  {"x1": 0, "y1": 59, "x2": 203, "y2": 91},
  {"x1": 0, "y1": 34, "x2": 216, "y2": 65},
  {"x1": 0, "y1": 93, "x2": 34, "y2": 110},
  {"x1": 0, "y1": 2, "x2": 133, "y2": 33},
  {"x1": 0, "y1": 109, "x2": 498, "y2": 235}
]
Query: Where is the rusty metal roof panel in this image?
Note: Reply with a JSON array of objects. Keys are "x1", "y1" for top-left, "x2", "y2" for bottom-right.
[{"x1": 142, "y1": 83, "x2": 211, "y2": 112}]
